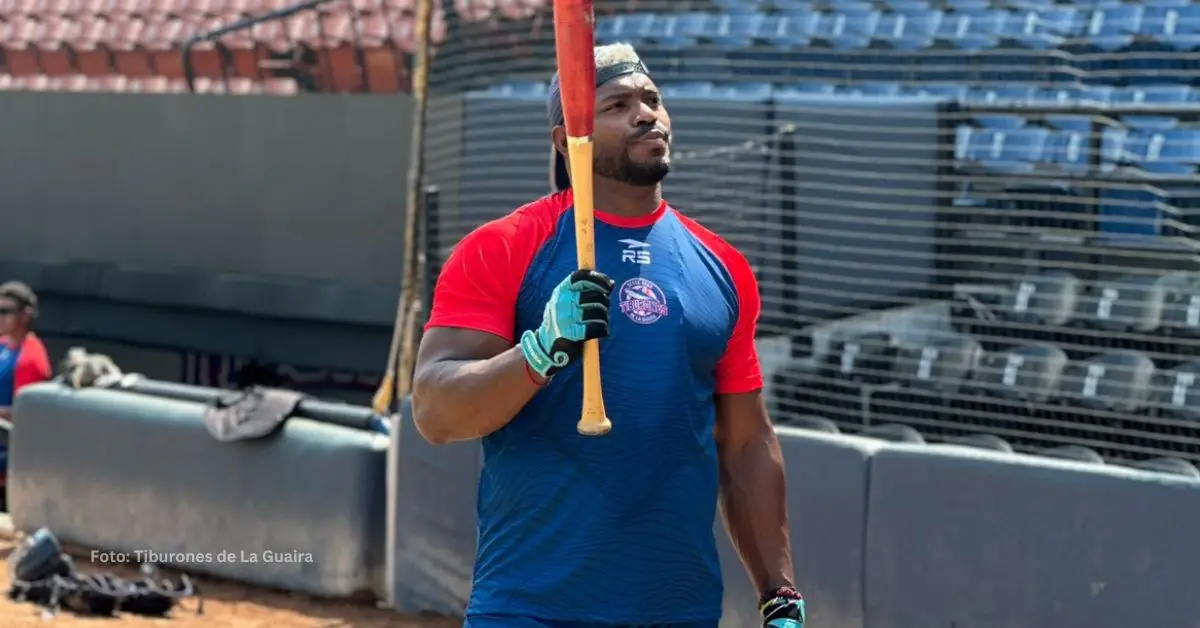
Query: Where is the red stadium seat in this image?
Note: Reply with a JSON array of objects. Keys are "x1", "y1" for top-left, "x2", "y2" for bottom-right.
[
  {"x1": 358, "y1": 13, "x2": 401, "y2": 93},
  {"x1": 455, "y1": 0, "x2": 494, "y2": 22},
  {"x1": 497, "y1": 0, "x2": 533, "y2": 21},
  {"x1": 35, "y1": 15, "x2": 79, "y2": 75},
  {"x1": 349, "y1": 0, "x2": 382, "y2": 13},
  {"x1": 215, "y1": 10, "x2": 261, "y2": 78},
  {"x1": 183, "y1": 16, "x2": 228, "y2": 78},
  {"x1": 6, "y1": 0, "x2": 39, "y2": 16},
  {"x1": 3, "y1": 16, "x2": 45, "y2": 76},
  {"x1": 73, "y1": 15, "x2": 116, "y2": 75},
  {"x1": 105, "y1": 16, "x2": 153, "y2": 76},
  {"x1": 319, "y1": 11, "x2": 360, "y2": 92},
  {"x1": 143, "y1": 16, "x2": 186, "y2": 78},
  {"x1": 76, "y1": 0, "x2": 107, "y2": 15},
  {"x1": 383, "y1": 0, "x2": 413, "y2": 13}
]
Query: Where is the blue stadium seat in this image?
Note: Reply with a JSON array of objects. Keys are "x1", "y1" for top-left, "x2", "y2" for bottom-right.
[
  {"x1": 1085, "y1": 5, "x2": 1145, "y2": 52},
  {"x1": 711, "y1": 0, "x2": 765, "y2": 15},
  {"x1": 774, "y1": 82, "x2": 837, "y2": 99},
  {"x1": 660, "y1": 81, "x2": 715, "y2": 99},
  {"x1": 841, "y1": 82, "x2": 903, "y2": 97},
  {"x1": 761, "y1": 12, "x2": 816, "y2": 48},
  {"x1": 1044, "y1": 116, "x2": 1093, "y2": 173},
  {"x1": 974, "y1": 114, "x2": 1027, "y2": 129},
  {"x1": 1003, "y1": 8, "x2": 1084, "y2": 49},
  {"x1": 594, "y1": 13, "x2": 656, "y2": 45},
  {"x1": 1115, "y1": 84, "x2": 1194, "y2": 103},
  {"x1": 712, "y1": 82, "x2": 774, "y2": 101},
  {"x1": 666, "y1": 12, "x2": 712, "y2": 46},
  {"x1": 919, "y1": 84, "x2": 969, "y2": 100},
  {"x1": 812, "y1": 10, "x2": 882, "y2": 50},
  {"x1": 966, "y1": 86, "x2": 1037, "y2": 103},
  {"x1": 934, "y1": 11, "x2": 1007, "y2": 50},
  {"x1": 872, "y1": 11, "x2": 938, "y2": 59},
  {"x1": 885, "y1": 0, "x2": 931, "y2": 14},
  {"x1": 483, "y1": 81, "x2": 547, "y2": 99},
  {"x1": 945, "y1": 0, "x2": 991, "y2": 15},
  {"x1": 711, "y1": 12, "x2": 768, "y2": 48}
]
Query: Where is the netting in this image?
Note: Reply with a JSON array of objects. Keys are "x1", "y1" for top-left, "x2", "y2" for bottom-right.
[{"x1": 422, "y1": 0, "x2": 1200, "y2": 465}]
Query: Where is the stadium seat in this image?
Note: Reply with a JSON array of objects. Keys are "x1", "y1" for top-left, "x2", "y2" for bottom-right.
[
  {"x1": 1151, "y1": 359, "x2": 1200, "y2": 421},
  {"x1": 1039, "y1": 445, "x2": 1106, "y2": 463},
  {"x1": 1001, "y1": 270, "x2": 1080, "y2": 326},
  {"x1": 1159, "y1": 272, "x2": 1200, "y2": 336},
  {"x1": 1062, "y1": 350, "x2": 1156, "y2": 413},
  {"x1": 892, "y1": 332, "x2": 982, "y2": 394},
  {"x1": 830, "y1": 331, "x2": 897, "y2": 385},
  {"x1": 781, "y1": 415, "x2": 841, "y2": 433},
  {"x1": 1129, "y1": 457, "x2": 1200, "y2": 477},
  {"x1": 1085, "y1": 274, "x2": 1168, "y2": 332},
  {"x1": 973, "y1": 343, "x2": 1068, "y2": 403},
  {"x1": 860, "y1": 423, "x2": 925, "y2": 443},
  {"x1": 943, "y1": 433, "x2": 1014, "y2": 452}
]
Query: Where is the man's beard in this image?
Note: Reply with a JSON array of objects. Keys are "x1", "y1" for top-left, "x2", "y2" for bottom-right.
[{"x1": 595, "y1": 148, "x2": 671, "y2": 187}]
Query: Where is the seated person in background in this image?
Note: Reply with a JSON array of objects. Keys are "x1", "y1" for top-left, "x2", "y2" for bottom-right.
[{"x1": 0, "y1": 282, "x2": 52, "y2": 420}]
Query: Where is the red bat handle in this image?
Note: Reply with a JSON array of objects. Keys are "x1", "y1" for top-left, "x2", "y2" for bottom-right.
[{"x1": 552, "y1": 0, "x2": 596, "y2": 139}]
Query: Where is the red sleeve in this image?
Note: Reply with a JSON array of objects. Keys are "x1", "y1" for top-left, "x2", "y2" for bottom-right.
[
  {"x1": 675, "y1": 213, "x2": 764, "y2": 395},
  {"x1": 14, "y1": 336, "x2": 52, "y2": 393},
  {"x1": 714, "y1": 249, "x2": 764, "y2": 395},
  {"x1": 424, "y1": 193, "x2": 568, "y2": 343}
]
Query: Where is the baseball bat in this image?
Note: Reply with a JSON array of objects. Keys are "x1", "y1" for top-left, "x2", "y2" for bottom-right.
[{"x1": 553, "y1": 0, "x2": 611, "y2": 437}]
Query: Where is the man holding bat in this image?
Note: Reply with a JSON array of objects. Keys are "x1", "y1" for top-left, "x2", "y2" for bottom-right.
[{"x1": 412, "y1": 43, "x2": 804, "y2": 628}]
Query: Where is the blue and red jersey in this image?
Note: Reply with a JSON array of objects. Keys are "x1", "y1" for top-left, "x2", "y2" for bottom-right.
[
  {"x1": 0, "y1": 333, "x2": 51, "y2": 411},
  {"x1": 425, "y1": 189, "x2": 762, "y2": 624}
]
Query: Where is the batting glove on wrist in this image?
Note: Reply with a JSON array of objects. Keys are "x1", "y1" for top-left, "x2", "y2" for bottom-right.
[
  {"x1": 520, "y1": 269, "x2": 614, "y2": 379},
  {"x1": 760, "y1": 587, "x2": 806, "y2": 628}
]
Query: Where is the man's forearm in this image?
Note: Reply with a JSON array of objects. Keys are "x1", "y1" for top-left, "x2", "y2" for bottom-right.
[
  {"x1": 719, "y1": 432, "x2": 795, "y2": 596},
  {"x1": 411, "y1": 346, "x2": 542, "y2": 444}
]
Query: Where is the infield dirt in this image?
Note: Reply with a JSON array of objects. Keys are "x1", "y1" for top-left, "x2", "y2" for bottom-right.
[{"x1": 0, "y1": 537, "x2": 462, "y2": 627}]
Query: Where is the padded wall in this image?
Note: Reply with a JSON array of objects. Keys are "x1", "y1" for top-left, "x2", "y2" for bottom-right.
[
  {"x1": 387, "y1": 397, "x2": 482, "y2": 615},
  {"x1": 865, "y1": 444, "x2": 1200, "y2": 628},
  {"x1": 9, "y1": 383, "x2": 389, "y2": 598},
  {"x1": 718, "y1": 428, "x2": 879, "y2": 628}
]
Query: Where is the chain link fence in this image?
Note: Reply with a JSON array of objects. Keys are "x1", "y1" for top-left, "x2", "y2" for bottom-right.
[{"x1": 421, "y1": 0, "x2": 1200, "y2": 466}]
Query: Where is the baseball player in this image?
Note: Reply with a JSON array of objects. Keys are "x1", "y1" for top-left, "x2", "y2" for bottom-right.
[{"x1": 413, "y1": 43, "x2": 804, "y2": 628}]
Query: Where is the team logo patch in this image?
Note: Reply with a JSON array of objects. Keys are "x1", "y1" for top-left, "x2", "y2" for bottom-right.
[{"x1": 618, "y1": 278, "x2": 668, "y2": 324}]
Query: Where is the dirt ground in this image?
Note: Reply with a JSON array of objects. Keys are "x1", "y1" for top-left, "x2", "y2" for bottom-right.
[{"x1": 0, "y1": 537, "x2": 463, "y2": 627}]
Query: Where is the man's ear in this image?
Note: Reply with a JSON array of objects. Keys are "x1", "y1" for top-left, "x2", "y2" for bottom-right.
[{"x1": 550, "y1": 126, "x2": 568, "y2": 155}]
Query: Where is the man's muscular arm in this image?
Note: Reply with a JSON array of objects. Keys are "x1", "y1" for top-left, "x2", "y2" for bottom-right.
[
  {"x1": 412, "y1": 328, "x2": 543, "y2": 445},
  {"x1": 716, "y1": 390, "x2": 795, "y2": 596}
]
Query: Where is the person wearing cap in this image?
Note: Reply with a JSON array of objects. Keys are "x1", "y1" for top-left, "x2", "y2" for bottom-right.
[
  {"x1": 0, "y1": 281, "x2": 51, "y2": 421},
  {"x1": 412, "y1": 43, "x2": 804, "y2": 628}
]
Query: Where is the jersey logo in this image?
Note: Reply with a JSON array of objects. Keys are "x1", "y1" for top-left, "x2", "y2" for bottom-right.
[
  {"x1": 618, "y1": 278, "x2": 668, "y2": 324},
  {"x1": 619, "y1": 238, "x2": 651, "y2": 265}
]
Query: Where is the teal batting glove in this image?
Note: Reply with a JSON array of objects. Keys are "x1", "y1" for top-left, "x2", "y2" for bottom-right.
[
  {"x1": 520, "y1": 269, "x2": 614, "y2": 380},
  {"x1": 760, "y1": 587, "x2": 806, "y2": 628}
]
